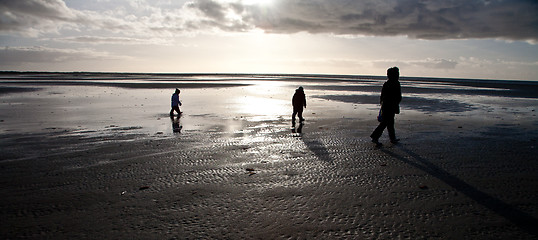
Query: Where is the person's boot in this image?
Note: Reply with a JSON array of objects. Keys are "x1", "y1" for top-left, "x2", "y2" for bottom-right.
[{"x1": 371, "y1": 137, "x2": 382, "y2": 146}]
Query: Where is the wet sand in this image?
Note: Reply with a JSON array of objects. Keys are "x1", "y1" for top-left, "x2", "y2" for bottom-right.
[{"x1": 1, "y1": 73, "x2": 537, "y2": 239}]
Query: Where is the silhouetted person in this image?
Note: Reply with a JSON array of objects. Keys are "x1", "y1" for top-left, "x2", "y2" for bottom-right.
[
  {"x1": 371, "y1": 67, "x2": 402, "y2": 145},
  {"x1": 170, "y1": 88, "x2": 182, "y2": 116},
  {"x1": 292, "y1": 86, "x2": 306, "y2": 124}
]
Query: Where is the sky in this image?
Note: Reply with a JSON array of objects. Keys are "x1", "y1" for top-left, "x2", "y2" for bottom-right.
[{"x1": 1, "y1": 0, "x2": 537, "y2": 80}]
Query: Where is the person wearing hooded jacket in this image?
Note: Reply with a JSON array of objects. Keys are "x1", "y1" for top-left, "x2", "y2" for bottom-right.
[
  {"x1": 292, "y1": 86, "x2": 306, "y2": 124},
  {"x1": 170, "y1": 88, "x2": 182, "y2": 116},
  {"x1": 371, "y1": 67, "x2": 402, "y2": 144}
]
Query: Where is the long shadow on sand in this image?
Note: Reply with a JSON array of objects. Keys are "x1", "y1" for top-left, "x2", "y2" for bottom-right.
[
  {"x1": 303, "y1": 137, "x2": 333, "y2": 163},
  {"x1": 381, "y1": 146, "x2": 538, "y2": 236},
  {"x1": 295, "y1": 124, "x2": 333, "y2": 163}
]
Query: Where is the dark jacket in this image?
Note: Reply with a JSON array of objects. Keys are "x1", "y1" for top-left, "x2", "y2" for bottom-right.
[
  {"x1": 171, "y1": 93, "x2": 181, "y2": 107},
  {"x1": 292, "y1": 89, "x2": 306, "y2": 109},
  {"x1": 380, "y1": 79, "x2": 402, "y2": 114}
]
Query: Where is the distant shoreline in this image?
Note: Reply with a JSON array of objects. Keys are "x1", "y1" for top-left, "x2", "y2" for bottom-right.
[
  {"x1": 1, "y1": 71, "x2": 537, "y2": 99},
  {"x1": 1, "y1": 71, "x2": 536, "y2": 84}
]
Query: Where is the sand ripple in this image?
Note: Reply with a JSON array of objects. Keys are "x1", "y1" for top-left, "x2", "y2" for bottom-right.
[{"x1": 1, "y1": 118, "x2": 537, "y2": 239}]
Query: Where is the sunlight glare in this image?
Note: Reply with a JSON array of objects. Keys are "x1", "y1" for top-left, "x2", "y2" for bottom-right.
[{"x1": 235, "y1": 96, "x2": 288, "y2": 121}]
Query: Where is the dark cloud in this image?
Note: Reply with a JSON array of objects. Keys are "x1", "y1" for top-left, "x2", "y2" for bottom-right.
[
  {"x1": 187, "y1": 0, "x2": 228, "y2": 22},
  {"x1": 184, "y1": 0, "x2": 251, "y2": 32},
  {"x1": 0, "y1": 0, "x2": 80, "y2": 35},
  {"x1": 0, "y1": 0, "x2": 75, "y2": 21},
  {"x1": 191, "y1": 0, "x2": 538, "y2": 41},
  {"x1": 1, "y1": 0, "x2": 537, "y2": 41},
  {"x1": 0, "y1": 0, "x2": 133, "y2": 36}
]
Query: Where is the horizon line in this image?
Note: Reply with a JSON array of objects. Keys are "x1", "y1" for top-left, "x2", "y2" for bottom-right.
[{"x1": 0, "y1": 70, "x2": 536, "y2": 83}]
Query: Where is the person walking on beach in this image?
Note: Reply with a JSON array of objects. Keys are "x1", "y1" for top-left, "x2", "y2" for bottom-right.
[
  {"x1": 371, "y1": 67, "x2": 402, "y2": 145},
  {"x1": 170, "y1": 88, "x2": 182, "y2": 116},
  {"x1": 292, "y1": 86, "x2": 306, "y2": 124}
]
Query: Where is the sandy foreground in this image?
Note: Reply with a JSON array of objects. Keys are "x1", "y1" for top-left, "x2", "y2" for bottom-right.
[{"x1": 1, "y1": 73, "x2": 537, "y2": 239}]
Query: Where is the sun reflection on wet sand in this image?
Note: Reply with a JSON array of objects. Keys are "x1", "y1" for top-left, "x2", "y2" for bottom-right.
[
  {"x1": 231, "y1": 80, "x2": 291, "y2": 121},
  {"x1": 235, "y1": 96, "x2": 289, "y2": 121}
]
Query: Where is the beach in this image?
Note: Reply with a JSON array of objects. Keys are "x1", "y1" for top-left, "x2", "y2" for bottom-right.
[{"x1": 1, "y1": 72, "x2": 537, "y2": 239}]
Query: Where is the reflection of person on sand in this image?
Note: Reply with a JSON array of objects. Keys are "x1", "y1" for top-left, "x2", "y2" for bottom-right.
[
  {"x1": 170, "y1": 115, "x2": 182, "y2": 133},
  {"x1": 170, "y1": 88, "x2": 182, "y2": 116},
  {"x1": 292, "y1": 86, "x2": 306, "y2": 124},
  {"x1": 371, "y1": 67, "x2": 402, "y2": 145},
  {"x1": 292, "y1": 122, "x2": 303, "y2": 134}
]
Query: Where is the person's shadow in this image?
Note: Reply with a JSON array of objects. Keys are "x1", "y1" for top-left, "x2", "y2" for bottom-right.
[
  {"x1": 293, "y1": 122, "x2": 333, "y2": 163},
  {"x1": 381, "y1": 145, "x2": 538, "y2": 236},
  {"x1": 170, "y1": 115, "x2": 182, "y2": 133}
]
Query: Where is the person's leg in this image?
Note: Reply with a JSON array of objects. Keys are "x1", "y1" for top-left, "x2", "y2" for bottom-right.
[
  {"x1": 372, "y1": 112, "x2": 392, "y2": 141},
  {"x1": 292, "y1": 110, "x2": 297, "y2": 123},
  {"x1": 171, "y1": 106, "x2": 180, "y2": 115},
  {"x1": 371, "y1": 121, "x2": 387, "y2": 141},
  {"x1": 298, "y1": 109, "x2": 304, "y2": 121},
  {"x1": 387, "y1": 113, "x2": 397, "y2": 141}
]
